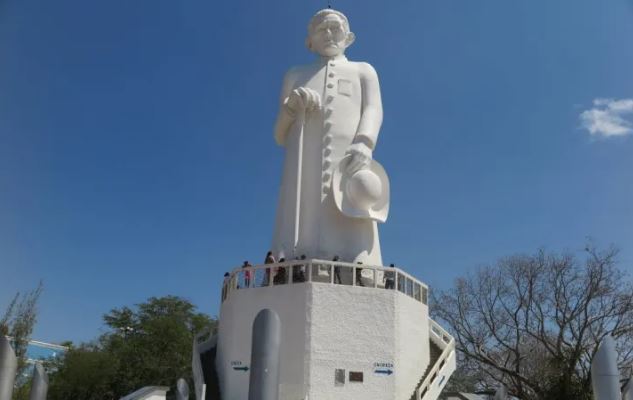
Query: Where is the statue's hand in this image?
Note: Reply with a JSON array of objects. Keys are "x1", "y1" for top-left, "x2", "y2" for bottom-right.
[
  {"x1": 286, "y1": 87, "x2": 321, "y2": 116},
  {"x1": 345, "y1": 142, "x2": 373, "y2": 175}
]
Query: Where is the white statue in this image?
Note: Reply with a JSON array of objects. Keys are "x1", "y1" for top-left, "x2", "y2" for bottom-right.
[{"x1": 272, "y1": 9, "x2": 389, "y2": 265}]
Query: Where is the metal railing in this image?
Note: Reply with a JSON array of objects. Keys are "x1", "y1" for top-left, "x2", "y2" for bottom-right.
[
  {"x1": 414, "y1": 318, "x2": 455, "y2": 400},
  {"x1": 3, "y1": 337, "x2": 68, "y2": 352},
  {"x1": 220, "y1": 259, "x2": 429, "y2": 305}
]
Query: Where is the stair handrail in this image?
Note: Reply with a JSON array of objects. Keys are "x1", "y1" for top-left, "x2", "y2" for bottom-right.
[{"x1": 414, "y1": 318, "x2": 455, "y2": 400}]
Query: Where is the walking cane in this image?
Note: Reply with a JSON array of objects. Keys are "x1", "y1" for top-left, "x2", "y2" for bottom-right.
[{"x1": 292, "y1": 109, "x2": 306, "y2": 257}]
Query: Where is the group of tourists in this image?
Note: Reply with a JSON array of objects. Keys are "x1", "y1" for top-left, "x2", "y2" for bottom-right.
[
  {"x1": 264, "y1": 252, "x2": 308, "y2": 285},
  {"x1": 222, "y1": 252, "x2": 398, "y2": 292},
  {"x1": 223, "y1": 252, "x2": 305, "y2": 289}
]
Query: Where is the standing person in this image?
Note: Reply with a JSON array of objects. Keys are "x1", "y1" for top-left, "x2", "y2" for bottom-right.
[
  {"x1": 264, "y1": 251, "x2": 276, "y2": 264},
  {"x1": 242, "y1": 261, "x2": 252, "y2": 288},
  {"x1": 293, "y1": 255, "x2": 307, "y2": 283},
  {"x1": 263, "y1": 251, "x2": 276, "y2": 286},
  {"x1": 271, "y1": 9, "x2": 388, "y2": 265},
  {"x1": 333, "y1": 255, "x2": 342, "y2": 284},
  {"x1": 355, "y1": 261, "x2": 365, "y2": 287},
  {"x1": 274, "y1": 259, "x2": 287, "y2": 285},
  {"x1": 384, "y1": 263, "x2": 395, "y2": 289},
  {"x1": 222, "y1": 272, "x2": 230, "y2": 300}
]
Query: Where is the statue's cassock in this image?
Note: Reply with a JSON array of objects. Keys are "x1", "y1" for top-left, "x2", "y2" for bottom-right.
[{"x1": 272, "y1": 53, "x2": 384, "y2": 265}]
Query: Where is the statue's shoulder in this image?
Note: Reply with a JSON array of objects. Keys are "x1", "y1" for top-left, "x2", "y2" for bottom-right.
[
  {"x1": 280, "y1": 64, "x2": 311, "y2": 85},
  {"x1": 350, "y1": 61, "x2": 379, "y2": 80},
  {"x1": 283, "y1": 64, "x2": 313, "y2": 77}
]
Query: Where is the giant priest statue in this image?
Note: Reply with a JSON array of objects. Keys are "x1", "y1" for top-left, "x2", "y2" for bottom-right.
[{"x1": 272, "y1": 9, "x2": 389, "y2": 265}]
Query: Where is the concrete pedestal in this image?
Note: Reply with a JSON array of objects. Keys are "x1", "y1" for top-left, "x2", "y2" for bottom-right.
[{"x1": 216, "y1": 261, "x2": 440, "y2": 400}]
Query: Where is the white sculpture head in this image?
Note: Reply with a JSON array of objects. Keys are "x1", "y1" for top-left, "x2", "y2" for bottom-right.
[{"x1": 306, "y1": 9, "x2": 355, "y2": 57}]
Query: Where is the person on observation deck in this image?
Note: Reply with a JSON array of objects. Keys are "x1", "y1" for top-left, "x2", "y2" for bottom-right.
[
  {"x1": 333, "y1": 255, "x2": 342, "y2": 284},
  {"x1": 293, "y1": 255, "x2": 307, "y2": 283},
  {"x1": 384, "y1": 263, "x2": 395, "y2": 289},
  {"x1": 264, "y1": 251, "x2": 276, "y2": 264},
  {"x1": 242, "y1": 261, "x2": 252, "y2": 288},
  {"x1": 263, "y1": 251, "x2": 276, "y2": 286},
  {"x1": 222, "y1": 272, "x2": 230, "y2": 299}
]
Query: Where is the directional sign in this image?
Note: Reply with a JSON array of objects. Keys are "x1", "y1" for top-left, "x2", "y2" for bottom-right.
[
  {"x1": 374, "y1": 362, "x2": 394, "y2": 376},
  {"x1": 374, "y1": 369, "x2": 393, "y2": 375},
  {"x1": 231, "y1": 361, "x2": 249, "y2": 372}
]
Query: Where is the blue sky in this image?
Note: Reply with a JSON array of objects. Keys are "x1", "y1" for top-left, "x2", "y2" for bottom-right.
[{"x1": 1, "y1": 0, "x2": 632, "y2": 344}]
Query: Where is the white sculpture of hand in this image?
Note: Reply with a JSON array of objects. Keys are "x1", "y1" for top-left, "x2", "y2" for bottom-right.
[
  {"x1": 286, "y1": 87, "x2": 322, "y2": 116},
  {"x1": 345, "y1": 142, "x2": 373, "y2": 175}
]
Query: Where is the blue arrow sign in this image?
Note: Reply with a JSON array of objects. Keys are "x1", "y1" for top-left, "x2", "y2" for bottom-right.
[
  {"x1": 233, "y1": 366, "x2": 249, "y2": 372},
  {"x1": 375, "y1": 369, "x2": 393, "y2": 375}
]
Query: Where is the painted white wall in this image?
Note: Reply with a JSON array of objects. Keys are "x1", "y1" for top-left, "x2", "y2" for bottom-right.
[
  {"x1": 394, "y1": 292, "x2": 430, "y2": 400},
  {"x1": 307, "y1": 283, "x2": 417, "y2": 400},
  {"x1": 217, "y1": 283, "x2": 309, "y2": 400},
  {"x1": 217, "y1": 282, "x2": 430, "y2": 400}
]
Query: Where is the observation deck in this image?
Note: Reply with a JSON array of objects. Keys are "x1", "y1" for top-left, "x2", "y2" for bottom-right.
[
  {"x1": 221, "y1": 259, "x2": 429, "y2": 305},
  {"x1": 215, "y1": 259, "x2": 455, "y2": 400}
]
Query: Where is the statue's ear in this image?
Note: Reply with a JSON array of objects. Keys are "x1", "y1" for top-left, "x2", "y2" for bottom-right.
[
  {"x1": 305, "y1": 37, "x2": 312, "y2": 51},
  {"x1": 345, "y1": 32, "x2": 356, "y2": 48}
]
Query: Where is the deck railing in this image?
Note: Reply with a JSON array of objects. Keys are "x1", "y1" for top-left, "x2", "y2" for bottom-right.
[{"x1": 220, "y1": 259, "x2": 429, "y2": 305}]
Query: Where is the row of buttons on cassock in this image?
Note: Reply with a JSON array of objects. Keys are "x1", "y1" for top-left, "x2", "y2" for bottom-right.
[{"x1": 322, "y1": 61, "x2": 338, "y2": 193}]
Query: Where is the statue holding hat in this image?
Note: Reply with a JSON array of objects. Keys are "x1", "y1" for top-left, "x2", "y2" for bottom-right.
[{"x1": 272, "y1": 8, "x2": 389, "y2": 265}]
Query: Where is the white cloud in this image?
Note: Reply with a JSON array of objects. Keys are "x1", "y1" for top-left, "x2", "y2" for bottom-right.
[{"x1": 580, "y1": 98, "x2": 633, "y2": 138}]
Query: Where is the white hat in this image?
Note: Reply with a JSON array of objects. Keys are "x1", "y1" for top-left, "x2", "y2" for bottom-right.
[{"x1": 332, "y1": 155, "x2": 390, "y2": 222}]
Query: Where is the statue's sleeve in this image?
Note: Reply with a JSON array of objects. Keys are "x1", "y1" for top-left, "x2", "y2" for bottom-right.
[
  {"x1": 273, "y1": 69, "x2": 297, "y2": 146},
  {"x1": 354, "y1": 63, "x2": 383, "y2": 150}
]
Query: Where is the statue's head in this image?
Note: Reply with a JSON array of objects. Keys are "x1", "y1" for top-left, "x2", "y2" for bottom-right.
[{"x1": 306, "y1": 9, "x2": 355, "y2": 57}]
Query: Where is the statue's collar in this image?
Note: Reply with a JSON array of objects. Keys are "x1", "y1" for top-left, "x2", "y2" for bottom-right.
[{"x1": 317, "y1": 54, "x2": 348, "y2": 66}]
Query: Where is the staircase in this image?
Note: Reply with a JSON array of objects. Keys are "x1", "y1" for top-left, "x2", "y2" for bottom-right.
[
  {"x1": 199, "y1": 346, "x2": 222, "y2": 400},
  {"x1": 410, "y1": 341, "x2": 443, "y2": 400},
  {"x1": 409, "y1": 318, "x2": 456, "y2": 400}
]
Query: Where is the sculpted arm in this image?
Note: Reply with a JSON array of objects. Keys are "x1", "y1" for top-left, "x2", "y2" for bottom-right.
[
  {"x1": 274, "y1": 69, "x2": 297, "y2": 146},
  {"x1": 354, "y1": 62, "x2": 383, "y2": 149}
]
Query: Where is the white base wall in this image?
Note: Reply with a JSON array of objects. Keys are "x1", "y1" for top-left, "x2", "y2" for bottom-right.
[
  {"x1": 216, "y1": 283, "x2": 309, "y2": 400},
  {"x1": 217, "y1": 282, "x2": 429, "y2": 400},
  {"x1": 395, "y1": 292, "x2": 430, "y2": 400}
]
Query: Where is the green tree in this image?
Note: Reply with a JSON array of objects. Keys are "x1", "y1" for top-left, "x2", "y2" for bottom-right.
[
  {"x1": 434, "y1": 245, "x2": 633, "y2": 400},
  {"x1": 48, "y1": 296, "x2": 216, "y2": 400},
  {"x1": 46, "y1": 344, "x2": 119, "y2": 400}
]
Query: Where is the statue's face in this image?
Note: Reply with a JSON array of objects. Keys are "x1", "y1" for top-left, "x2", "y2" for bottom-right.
[{"x1": 308, "y1": 14, "x2": 351, "y2": 57}]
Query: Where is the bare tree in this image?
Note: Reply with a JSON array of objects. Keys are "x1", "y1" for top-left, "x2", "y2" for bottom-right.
[
  {"x1": 433, "y1": 245, "x2": 633, "y2": 400},
  {"x1": 1, "y1": 281, "x2": 44, "y2": 378}
]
